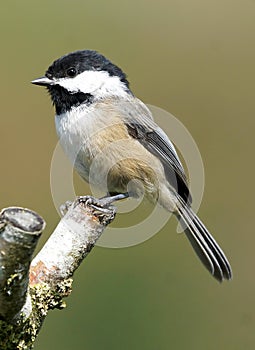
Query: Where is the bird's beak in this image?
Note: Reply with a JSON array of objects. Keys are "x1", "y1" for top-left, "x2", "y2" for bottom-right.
[{"x1": 31, "y1": 76, "x2": 55, "y2": 86}]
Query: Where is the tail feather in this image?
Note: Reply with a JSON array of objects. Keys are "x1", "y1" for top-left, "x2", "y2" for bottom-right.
[{"x1": 176, "y1": 199, "x2": 232, "y2": 282}]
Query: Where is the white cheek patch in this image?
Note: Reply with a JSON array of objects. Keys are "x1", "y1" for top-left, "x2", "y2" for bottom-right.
[{"x1": 56, "y1": 70, "x2": 110, "y2": 94}]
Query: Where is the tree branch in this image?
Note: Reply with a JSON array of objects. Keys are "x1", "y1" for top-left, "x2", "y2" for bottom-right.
[
  {"x1": 0, "y1": 196, "x2": 116, "y2": 349},
  {"x1": 0, "y1": 207, "x2": 45, "y2": 322}
]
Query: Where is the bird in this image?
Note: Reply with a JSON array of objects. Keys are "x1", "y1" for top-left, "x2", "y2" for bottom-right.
[{"x1": 32, "y1": 49, "x2": 232, "y2": 282}]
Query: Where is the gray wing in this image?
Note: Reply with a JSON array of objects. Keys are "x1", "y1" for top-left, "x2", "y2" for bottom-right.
[
  {"x1": 121, "y1": 100, "x2": 233, "y2": 281},
  {"x1": 118, "y1": 99, "x2": 192, "y2": 204},
  {"x1": 110, "y1": 99, "x2": 232, "y2": 281}
]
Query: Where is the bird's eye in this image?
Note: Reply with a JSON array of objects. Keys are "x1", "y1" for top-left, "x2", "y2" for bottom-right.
[{"x1": 66, "y1": 67, "x2": 77, "y2": 77}]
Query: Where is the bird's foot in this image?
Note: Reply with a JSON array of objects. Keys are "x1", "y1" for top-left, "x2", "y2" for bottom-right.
[{"x1": 75, "y1": 193, "x2": 128, "y2": 214}]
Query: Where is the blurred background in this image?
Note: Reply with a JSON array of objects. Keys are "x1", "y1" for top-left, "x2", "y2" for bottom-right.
[{"x1": 1, "y1": 0, "x2": 254, "y2": 349}]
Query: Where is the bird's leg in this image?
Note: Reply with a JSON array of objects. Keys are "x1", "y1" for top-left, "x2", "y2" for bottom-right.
[
  {"x1": 76, "y1": 192, "x2": 129, "y2": 212},
  {"x1": 99, "y1": 192, "x2": 130, "y2": 205}
]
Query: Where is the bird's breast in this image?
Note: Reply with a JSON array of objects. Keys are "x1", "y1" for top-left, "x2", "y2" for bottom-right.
[
  {"x1": 54, "y1": 107, "x2": 131, "y2": 185},
  {"x1": 54, "y1": 104, "x2": 167, "y2": 199}
]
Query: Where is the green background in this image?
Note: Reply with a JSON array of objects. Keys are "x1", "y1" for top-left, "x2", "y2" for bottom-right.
[{"x1": 1, "y1": 0, "x2": 254, "y2": 349}]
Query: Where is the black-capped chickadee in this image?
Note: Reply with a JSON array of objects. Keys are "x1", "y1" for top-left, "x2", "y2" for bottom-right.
[{"x1": 32, "y1": 50, "x2": 232, "y2": 282}]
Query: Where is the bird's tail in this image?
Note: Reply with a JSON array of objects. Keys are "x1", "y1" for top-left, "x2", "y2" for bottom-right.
[{"x1": 175, "y1": 197, "x2": 232, "y2": 282}]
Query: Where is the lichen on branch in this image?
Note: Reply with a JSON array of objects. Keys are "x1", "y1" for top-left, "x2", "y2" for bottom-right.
[{"x1": 0, "y1": 196, "x2": 116, "y2": 349}]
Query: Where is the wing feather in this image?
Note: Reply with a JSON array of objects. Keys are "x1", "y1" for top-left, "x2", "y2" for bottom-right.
[{"x1": 118, "y1": 99, "x2": 192, "y2": 203}]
